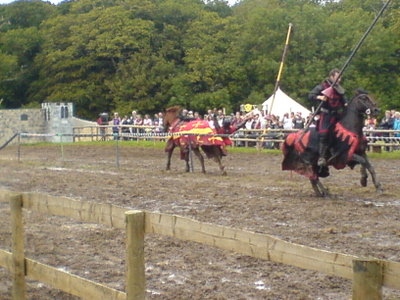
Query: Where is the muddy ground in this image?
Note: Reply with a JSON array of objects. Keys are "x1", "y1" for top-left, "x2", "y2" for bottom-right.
[{"x1": 0, "y1": 143, "x2": 399, "y2": 300}]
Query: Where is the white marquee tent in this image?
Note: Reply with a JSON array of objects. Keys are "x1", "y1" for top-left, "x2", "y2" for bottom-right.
[{"x1": 262, "y1": 87, "x2": 311, "y2": 118}]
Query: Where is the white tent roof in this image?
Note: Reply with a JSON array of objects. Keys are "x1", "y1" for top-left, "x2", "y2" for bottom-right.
[{"x1": 262, "y1": 87, "x2": 311, "y2": 118}]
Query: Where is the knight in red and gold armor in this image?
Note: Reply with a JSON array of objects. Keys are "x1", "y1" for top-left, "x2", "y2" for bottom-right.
[
  {"x1": 308, "y1": 68, "x2": 348, "y2": 166},
  {"x1": 213, "y1": 114, "x2": 251, "y2": 153}
]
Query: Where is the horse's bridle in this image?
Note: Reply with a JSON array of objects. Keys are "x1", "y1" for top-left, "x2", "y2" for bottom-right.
[{"x1": 350, "y1": 94, "x2": 376, "y2": 116}]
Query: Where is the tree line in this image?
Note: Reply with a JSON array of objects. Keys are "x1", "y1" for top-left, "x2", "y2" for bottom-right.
[{"x1": 0, "y1": 0, "x2": 398, "y2": 120}]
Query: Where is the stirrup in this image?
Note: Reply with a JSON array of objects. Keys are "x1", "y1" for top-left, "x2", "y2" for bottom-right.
[{"x1": 317, "y1": 157, "x2": 327, "y2": 167}]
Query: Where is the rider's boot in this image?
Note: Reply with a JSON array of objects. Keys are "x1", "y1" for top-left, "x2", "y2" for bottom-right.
[{"x1": 317, "y1": 138, "x2": 328, "y2": 167}]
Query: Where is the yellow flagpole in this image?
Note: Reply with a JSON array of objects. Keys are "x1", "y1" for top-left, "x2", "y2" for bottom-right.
[
  {"x1": 268, "y1": 23, "x2": 293, "y2": 116},
  {"x1": 258, "y1": 23, "x2": 293, "y2": 151}
]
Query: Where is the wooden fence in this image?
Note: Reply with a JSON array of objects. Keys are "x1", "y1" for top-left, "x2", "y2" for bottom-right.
[{"x1": 0, "y1": 189, "x2": 400, "y2": 299}]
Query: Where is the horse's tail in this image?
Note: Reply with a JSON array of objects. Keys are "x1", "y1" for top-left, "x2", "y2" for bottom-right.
[
  {"x1": 281, "y1": 130, "x2": 318, "y2": 179},
  {"x1": 281, "y1": 132, "x2": 298, "y2": 170}
]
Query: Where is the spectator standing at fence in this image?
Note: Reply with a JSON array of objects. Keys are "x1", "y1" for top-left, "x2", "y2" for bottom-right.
[
  {"x1": 143, "y1": 114, "x2": 153, "y2": 127},
  {"x1": 194, "y1": 111, "x2": 201, "y2": 120},
  {"x1": 207, "y1": 114, "x2": 215, "y2": 129},
  {"x1": 282, "y1": 113, "x2": 293, "y2": 130},
  {"x1": 379, "y1": 110, "x2": 394, "y2": 151},
  {"x1": 364, "y1": 115, "x2": 377, "y2": 143},
  {"x1": 258, "y1": 111, "x2": 268, "y2": 129},
  {"x1": 153, "y1": 113, "x2": 159, "y2": 125},
  {"x1": 293, "y1": 112, "x2": 305, "y2": 129},
  {"x1": 230, "y1": 112, "x2": 244, "y2": 147},
  {"x1": 157, "y1": 112, "x2": 164, "y2": 124},
  {"x1": 111, "y1": 112, "x2": 121, "y2": 140},
  {"x1": 153, "y1": 119, "x2": 164, "y2": 134},
  {"x1": 379, "y1": 110, "x2": 394, "y2": 131},
  {"x1": 129, "y1": 111, "x2": 138, "y2": 138},
  {"x1": 251, "y1": 113, "x2": 262, "y2": 129},
  {"x1": 130, "y1": 110, "x2": 137, "y2": 123},
  {"x1": 143, "y1": 114, "x2": 153, "y2": 140},
  {"x1": 187, "y1": 110, "x2": 194, "y2": 119},
  {"x1": 365, "y1": 115, "x2": 377, "y2": 130},
  {"x1": 121, "y1": 115, "x2": 130, "y2": 140},
  {"x1": 245, "y1": 114, "x2": 253, "y2": 130},
  {"x1": 393, "y1": 111, "x2": 400, "y2": 138},
  {"x1": 231, "y1": 112, "x2": 242, "y2": 127},
  {"x1": 134, "y1": 114, "x2": 144, "y2": 136},
  {"x1": 216, "y1": 110, "x2": 224, "y2": 128},
  {"x1": 97, "y1": 112, "x2": 108, "y2": 141}
]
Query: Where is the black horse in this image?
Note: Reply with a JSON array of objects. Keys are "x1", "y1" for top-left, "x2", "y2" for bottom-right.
[{"x1": 282, "y1": 93, "x2": 383, "y2": 197}]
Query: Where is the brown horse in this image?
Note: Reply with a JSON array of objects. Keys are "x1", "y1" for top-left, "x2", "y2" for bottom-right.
[
  {"x1": 282, "y1": 93, "x2": 383, "y2": 197},
  {"x1": 163, "y1": 106, "x2": 227, "y2": 175}
]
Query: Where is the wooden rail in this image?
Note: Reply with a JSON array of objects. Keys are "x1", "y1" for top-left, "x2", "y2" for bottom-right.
[{"x1": 0, "y1": 189, "x2": 399, "y2": 299}]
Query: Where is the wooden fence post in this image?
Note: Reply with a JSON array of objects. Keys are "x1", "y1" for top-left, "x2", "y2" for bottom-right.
[
  {"x1": 352, "y1": 259, "x2": 383, "y2": 300},
  {"x1": 125, "y1": 210, "x2": 145, "y2": 300},
  {"x1": 10, "y1": 193, "x2": 26, "y2": 300}
]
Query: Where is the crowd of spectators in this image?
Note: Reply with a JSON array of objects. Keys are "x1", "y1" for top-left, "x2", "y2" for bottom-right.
[
  {"x1": 98, "y1": 108, "x2": 400, "y2": 146},
  {"x1": 98, "y1": 108, "x2": 314, "y2": 147},
  {"x1": 363, "y1": 109, "x2": 400, "y2": 135},
  {"x1": 363, "y1": 109, "x2": 400, "y2": 151}
]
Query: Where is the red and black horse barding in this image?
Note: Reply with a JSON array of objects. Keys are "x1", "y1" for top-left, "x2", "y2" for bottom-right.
[
  {"x1": 282, "y1": 93, "x2": 383, "y2": 196},
  {"x1": 164, "y1": 106, "x2": 228, "y2": 175}
]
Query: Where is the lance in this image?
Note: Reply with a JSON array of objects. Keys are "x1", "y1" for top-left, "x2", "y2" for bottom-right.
[
  {"x1": 268, "y1": 23, "x2": 293, "y2": 115},
  {"x1": 303, "y1": 0, "x2": 392, "y2": 130}
]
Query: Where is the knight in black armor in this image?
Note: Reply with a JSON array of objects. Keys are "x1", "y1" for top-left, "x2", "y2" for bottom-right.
[{"x1": 308, "y1": 69, "x2": 348, "y2": 166}]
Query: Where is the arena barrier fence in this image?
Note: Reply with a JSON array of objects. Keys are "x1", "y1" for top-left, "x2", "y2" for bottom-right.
[
  {"x1": 1, "y1": 128, "x2": 397, "y2": 169},
  {"x1": 0, "y1": 127, "x2": 397, "y2": 152},
  {"x1": 50, "y1": 125, "x2": 400, "y2": 152},
  {"x1": 0, "y1": 189, "x2": 399, "y2": 299}
]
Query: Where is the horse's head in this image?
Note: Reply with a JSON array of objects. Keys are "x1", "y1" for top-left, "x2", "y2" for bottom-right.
[
  {"x1": 163, "y1": 106, "x2": 182, "y2": 131},
  {"x1": 351, "y1": 93, "x2": 380, "y2": 117}
]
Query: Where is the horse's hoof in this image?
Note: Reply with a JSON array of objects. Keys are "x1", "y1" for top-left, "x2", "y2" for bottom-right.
[
  {"x1": 315, "y1": 192, "x2": 329, "y2": 198},
  {"x1": 360, "y1": 177, "x2": 367, "y2": 187},
  {"x1": 322, "y1": 191, "x2": 330, "y2": 198},
  {"x1": 314, "y1": 189, "x2": 330, "y2": 198}
]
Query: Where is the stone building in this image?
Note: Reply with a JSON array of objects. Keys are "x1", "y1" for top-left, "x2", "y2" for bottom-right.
[{"x1": 0, "y1": 102, "x2": 81, "y2": 146}]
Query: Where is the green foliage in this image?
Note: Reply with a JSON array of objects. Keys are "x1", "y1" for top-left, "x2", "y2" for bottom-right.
[
  {"x1": 0, "y1": 0, "x2": 398, "y2": 119},
  {"x1": 0, "y1": 1, "x2": 55, "y2": 31}
]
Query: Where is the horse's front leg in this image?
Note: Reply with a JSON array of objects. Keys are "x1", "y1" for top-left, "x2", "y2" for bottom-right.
[
  {"x1": 352, "y1": 154, "x2": 383, "y2": 193},
  {"x1": 310, "y1": 178, "x2": 329, "y2": 197}
]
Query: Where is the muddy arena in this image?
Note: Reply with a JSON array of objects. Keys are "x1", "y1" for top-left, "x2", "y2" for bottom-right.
[{"x1": 0, "y1": 143, "x2": 399, "y2": 299}]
